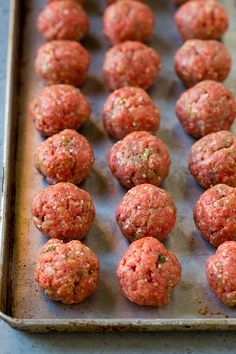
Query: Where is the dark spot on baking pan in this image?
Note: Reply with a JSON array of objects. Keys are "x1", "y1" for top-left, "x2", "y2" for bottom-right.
[
  {"x1": 184, "y1": 325, "x2": 191, "y2": 329},
  {"x1": 80, "y1": 118, "x2": 106, "y2": 143},
  {"x1": 168, "y1": 80, "x2": 185, "y2": 99},
  {"x1": 148, "y1": 75, "x2": 170, "y2": 98},
  {"x1": 83, "y1": 0, "x2": 102, "y2": 15},
  {"x1": 83, "y1": 76, "x2": 105, "y2": 96},
  {"x1": 83, "y1": 34, "x2": 102, "y2": 52},
  {"x1": 86, "y1": 218, "x2": 118, "y2": 254},
  {"x1": 95, "y1": 276, "x2": 117, "y2": 310},
  {"x1": 199, "y1": 307, "x2": 209, "y2": 316},
  {"x1": 146, "y1": 0, "x2": 171, "y2": 11},
  {"x1": 81, "y1": 166, "x2": 113, "y2": 197},
  {"x1": 24, "y1": 2, "x2": 33, "y2": 13},
  {"x1": 151, "y1": 34, "x2": 172, "y2": 55}
]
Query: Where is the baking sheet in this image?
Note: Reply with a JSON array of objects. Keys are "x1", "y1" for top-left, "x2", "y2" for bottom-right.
[{"x1": 1, "y1": 0, "x2": 236, "y2": 332}]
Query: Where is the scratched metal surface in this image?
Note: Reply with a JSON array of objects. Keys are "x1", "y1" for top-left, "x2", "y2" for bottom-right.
[{"x1": 1, "y1": 0, "x2": 236, "y2": 331}]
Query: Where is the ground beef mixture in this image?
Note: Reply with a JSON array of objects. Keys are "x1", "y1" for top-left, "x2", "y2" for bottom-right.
[
  {"x1": 176, "y1": 80, "x2": 236, "y2": 139},
  {"x1": 108, "y1": 131, "x2": 170, "y2": 188},
  {"x1": 30, "y1": 85, "x2": 91, "y2": 136},
  {"x1": 103, "y1": 0, "x2": 155, "y2": 44},
  {"x1": 35, "y1": 40, "x2": 90, "y2": 87},
  {"x1": 35, "y1": 129, "x2": 94, "y2": 185},
  {"x1": 116, "y1": 184, "x2": 176, "y2": 242},
  {"x1": 38, "y1": 0, "x2": 89, "y2": 41},
  {"x1": 103, "y1": 41, "x2": 161, "y2": 91},
  {"x1": 32, "y1": 182, "x2": 95, "y2": 240},
  {"x1": 194, "y1": 184, "x2": 236, "y2": 247},
  {"x1": 35, "y1": 238, "x2": 99, "y2": 304},
  {"x1": 175, "y1": 0, "x2": 228, "y2": 41},
  {"x1": 206, "y1": 241, "x2": 236, "y2": 307},
  {"x1": 103, "y1": 86, "x2": 160, "y2": 140},
  {"x1": 174, "y1": 39, "x2": 231, "y2": 87},
  {"x1": 189, "y1": 131, "x2": 236, "y2": 189},
  {"x1": 117, "y1": 237, "x2": 181, "y2": 306}
]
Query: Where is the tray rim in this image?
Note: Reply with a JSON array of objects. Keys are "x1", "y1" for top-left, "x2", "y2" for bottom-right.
[
  {"x1": 2, "y1": 311, "x2": 236, "y2": 332},
  {"x1": 1, "y1": 0, "x2": 236, "y2": 332},
  {"x1": 0, "y1": 0, "x2": 18, "y2": 323}
]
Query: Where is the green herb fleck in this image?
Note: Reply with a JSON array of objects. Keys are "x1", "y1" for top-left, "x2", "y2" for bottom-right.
[
  {"x1": 46, "y1": 245, "x2": 56, "y2": 252},
  {"x1": 61, "y1": 136, "x2": 73, "y2": 145},
  {"x1": 78, "y1": 270, "x2": 88, "y2": 278},
  {"x1": 157, "y1": 254, "x2": 166, "y2": 264}
]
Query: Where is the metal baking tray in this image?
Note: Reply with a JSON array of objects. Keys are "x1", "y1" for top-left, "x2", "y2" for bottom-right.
[{"x1": 0, "y1": 0, "x2": 236, "y2": 332}]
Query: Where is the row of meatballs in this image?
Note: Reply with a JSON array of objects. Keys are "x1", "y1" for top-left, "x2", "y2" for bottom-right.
[
  {"x1": 32, "y1": 0, "x2": 183, "y2": 308},
  {"x1": 33, "y1": 1, "x2": 101, "y2": 307},
  {"x1": 36, "y1": 0, "x2": 231, "y2": 90},
  {"x1": 104, "y1": 0, "x2": 236, "y2": 308},
  {"x1": 33, "y1": 0, "x2": 182, "y2": 308},
  {"x1": 34, "y1": 1, "x2": 234, "y2": 140},
  {"x1": 32, "y1": 176, "x2": 236, "y2": 307},
  {"x1": 171, "y1": 0, "x2": 236, "y2": 308},
  {"x1": 32, "y1": 0, "x2": 236, "y2": 308},
  {"x1": 41, "y1": 0, "x2": 229, "y2": 43}
]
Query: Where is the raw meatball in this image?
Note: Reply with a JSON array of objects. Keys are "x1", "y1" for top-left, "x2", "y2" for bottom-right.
[
  {"x1": 189, "y1": 131, "x2": 236, "y2": 189},
  {"x1": 35, "y1": 40, "x2": 90, "y2": 87},
  {"x1": 30, "y1": 85, "x2": 91, "y2": 136},
  {"x1": 108, "y1": 131, "x2": 170, "y2": 188},
  {"x1": 32, "y1": 182, "x2": 95, "y2": 240},
  {"x1": 35, "y1": 129, "x2": 94, "y2": 185},
  {"x1": 35, "y1": 239, "x2": 99, "y2": 304},
  {"x1": 175, "y1": 0, "x2": 228, "y2": 41},
  {"x1": 206, "y1": 241, "x2": 236, "y2": 306},
  {"x1": 116, "y1": 184, "x2": 176, "y2": 242},
  {"x1": 117, "y1": 237, "x2": 181, "y2": 306},
  {"x1": 174, "y1": 39, "x2": 231, "y2": 87},
  {"x1": 176, "y1": 81, "x2": 236, "y2": 139},
  {"x1": 194, "y1": 184, "x2": 236, "y2": 247},
  {"x1": 103, "y1": 0, "x2": 155, "y2": 45},
  {"x1": 38, "y1": 1, "x2": 89, "y2": 41},
  {"x1": 103, "y1": 41, "x2": 161, "y2": 91},
  {"x1": 103, "y1": 87, "x2": 160, "y2": 140}
]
